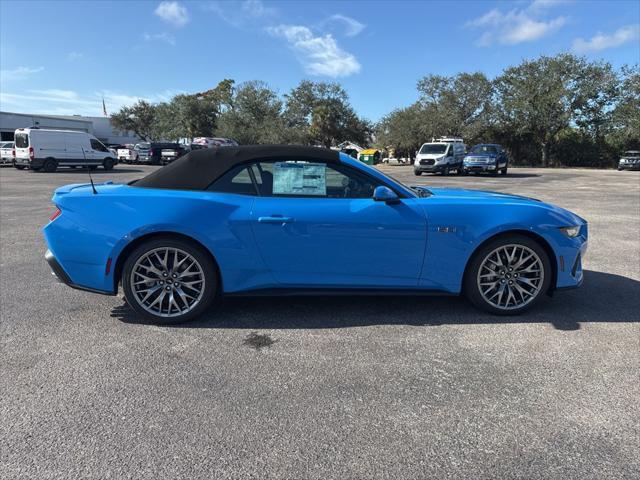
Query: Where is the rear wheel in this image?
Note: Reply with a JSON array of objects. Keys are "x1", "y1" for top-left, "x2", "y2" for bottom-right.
[
  {"x1": 414, "y1": 170, "x2": 422, "y2": 176},
  {"x1": 122, "y1": 237, "x2": 218, "y2": 324},
  {"x1": 103, "y1": 158, "x2": 115, "y2": 170},
  {"x1": 42, "y1": 158, "x2": 57, "y2": 173},
  {"x1": 464, "y1": 234, "x2": 551, "y2": 315}
]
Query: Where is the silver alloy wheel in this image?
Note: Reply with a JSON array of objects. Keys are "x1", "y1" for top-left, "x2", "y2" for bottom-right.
[
  {"x1": 477, "y1": 244, "x2": 544, "y2": 311},
  {"x1": 130, "y1": 247, "x2": 205, "y2": 318}
]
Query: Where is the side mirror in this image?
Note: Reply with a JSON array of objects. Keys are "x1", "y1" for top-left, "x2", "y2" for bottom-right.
[{"x1": 373, "y1": 186, "x2": 400, "y2": 204}]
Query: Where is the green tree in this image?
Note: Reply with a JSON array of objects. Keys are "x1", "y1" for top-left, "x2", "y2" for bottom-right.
[
  {"x1": 375, "y1": 104, "x2": 425, "y2": 158},
  {"x1": 110, "y1": 100, "x2": 157, "y2": 141},
  {"x1": 283, "y1": 81, "x2": 370, "y2": 147},
  {"x1": 610, "y1": 65, "x2": 640, "y2": 150},
  {"x1": 494, "y1": 54, "x2": 583, "y2": 166},
  {"x1": 216, "y1": 81, "x2": 284, "y2": 144},
  {"x1": 416, "y1": 72, "x2": 494, "y2": 141}
]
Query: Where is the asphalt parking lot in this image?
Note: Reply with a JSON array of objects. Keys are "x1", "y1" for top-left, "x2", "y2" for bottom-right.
[{"x1": 1, "y1": 164, "x2": 639, "y2": 479}]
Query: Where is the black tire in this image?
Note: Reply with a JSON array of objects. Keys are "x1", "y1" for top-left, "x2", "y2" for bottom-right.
[
  {"x1": 442, "y1": 165, "x2": 450, "y2": 176},
  {"x1": 121, "y1": 236, "x2": 218, "y2": 325},
  {"x1": 103, "y1": 158, "x2": 115, "y2": 171},
  {"x1": 463, "y1": 234, "x2": 552, "y2": 315},
  {"x1": 14, "y1": 165, "x2": 26, "y2": 170},
  {"x1": 414, "y1": 170, "x2": 422, "y2": 176},
  {"x1": 42, "y1": 158, "x2": 57, "y2": 173},
  {"x1": 500, "y1": 167, "x2": 508, "y2": 175}
]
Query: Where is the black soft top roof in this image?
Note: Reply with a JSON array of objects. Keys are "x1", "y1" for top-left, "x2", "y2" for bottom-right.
[{"x1": 133, "y1": 145, "x2": 340, "y2": 190}]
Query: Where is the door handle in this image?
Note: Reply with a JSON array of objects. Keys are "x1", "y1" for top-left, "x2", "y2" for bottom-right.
[{"x1": 258, "y1": 216, "x2": 294, "y2": 224}]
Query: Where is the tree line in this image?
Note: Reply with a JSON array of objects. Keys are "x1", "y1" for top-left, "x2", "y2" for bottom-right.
[{"x1": 112, "y1": 53, "x2": 639, "y2": 168}]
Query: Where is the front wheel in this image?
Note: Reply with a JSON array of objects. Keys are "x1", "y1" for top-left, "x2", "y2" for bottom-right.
[
  {"x1": 103, "y1": 158, "x2": 115, "y2": 170},
  {"x1": 14, "y1": 164, "x2": 26, "y2": 170},
  {"x1": 464, "y1": 234, "x2": 551, "y2": 315},
  {"x1": 414, "y1": 170, "x2": 422, "y2": 176},
  {"x1": 122, "y1": 237, "x2": 218, "y2": 324},
  {"x1": 500, "y1": 166, "x2": 508, "y2": 175}
]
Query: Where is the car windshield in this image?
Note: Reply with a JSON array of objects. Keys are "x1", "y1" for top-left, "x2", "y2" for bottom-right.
[
  {"x1": 470, "y1": 145, "x2": 498, "y2": 155},
  {"x1": 419, "y1": 144, "x2": 447, "y2": 154},
  {"x1": 135, "y1": 143, "x2": 150, "y2": 150},
  {"x1": 1, "y1": 142, "x2": 12, "y2": 148}
]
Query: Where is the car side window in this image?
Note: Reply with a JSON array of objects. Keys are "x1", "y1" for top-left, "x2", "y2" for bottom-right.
[
  {"x1": 208, "y1": 166, "x2": 258, "y2": 196},
  {"x1": 253, "y1": 160, "x2": 379, "y2": 199}
]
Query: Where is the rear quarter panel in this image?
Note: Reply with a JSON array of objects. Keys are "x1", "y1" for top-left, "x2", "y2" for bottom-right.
[{"x1": 44, "y1": 185, "x2": 271, "y2": 294}]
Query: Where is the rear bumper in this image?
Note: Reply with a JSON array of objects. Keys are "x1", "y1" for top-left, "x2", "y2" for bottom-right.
[{"x1": 45, "y1": 249, "x2": 115, "y2": 296}]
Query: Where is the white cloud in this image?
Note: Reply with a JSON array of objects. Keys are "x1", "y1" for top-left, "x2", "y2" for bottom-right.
[
  {"x1": 143, "y1": 32, "x2": 176, "y2": 46},
  {"x1": 327, "y1": 14, "x2": 365, "y2": 37},
  {"x1": 0, "y1": 89, "x2": 181, "y2": 117},
  {"x1": 0, "y1": 66, "x2": 44, "y2": 82},
  {"x1": 529, "y1": 0, "x2": 572, "y2": 10},
  {"x1": 206, "y1": 0, "x2": 275, "y2": 28},
  {"x1": 267, "y1": 24, "x2": 361, "y2": 77},
  {"x1": 154, "y1": 1, "x2": 189, "y2": 28},
  {"x1": 572, "y1": 24, "x2": 640, "y2": 53},
  {"x1": 66, "y1": 51, "x2": 84, "y2": 61},
  {"x1": 242, "y1": 0, "x2": 276, "y2": 19},
  {"x1": 466, "y1": 3, "x2": 566, "y2": 46}
]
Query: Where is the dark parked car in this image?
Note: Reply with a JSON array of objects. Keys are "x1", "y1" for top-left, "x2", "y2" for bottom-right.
[
  {"x1": 138, "y1": 143, "x2": 185, "y2": 165},
  {"x1": 618, "y1": 151, "x2": 640, "y2": 171},
  {"x1": 463, "y1": 144, "x2": 509, "y2": 175}
]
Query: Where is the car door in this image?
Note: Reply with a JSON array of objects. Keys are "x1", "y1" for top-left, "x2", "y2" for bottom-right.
[{"x1": 248, "y1": 159, "x2": 428, "y2": 288}]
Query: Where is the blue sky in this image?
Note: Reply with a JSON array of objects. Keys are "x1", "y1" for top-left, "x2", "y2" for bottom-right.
[{"x1": 1, "y1": 0, "x2": 638, "y2": 121}]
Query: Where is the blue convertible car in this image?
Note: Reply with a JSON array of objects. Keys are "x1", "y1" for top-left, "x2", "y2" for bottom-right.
[{"x1": 44, "y1": 145, "x2": 587, "y2": 324}]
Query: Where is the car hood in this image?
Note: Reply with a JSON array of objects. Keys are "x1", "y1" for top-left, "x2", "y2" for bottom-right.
[
  {"x1": 415, "y1": 186, "x2": 538, "y2": 201},
  {"x1": 465, "y1": 153, "x2": 496, "y2": 158},
  {"x1": 413, "y1": 186, "x2": 586, "y2": 225}
]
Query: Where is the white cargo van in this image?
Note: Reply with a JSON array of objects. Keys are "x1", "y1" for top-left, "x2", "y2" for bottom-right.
[
  {"x1": 13, "y1": 128, "x2": 117, "y2": 172},
  {"x1": 414, "y1": 138, "x2": 466, "y2": 176}
]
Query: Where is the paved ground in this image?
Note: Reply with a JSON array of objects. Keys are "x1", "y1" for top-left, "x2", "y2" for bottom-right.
[{"x1": 1, "y1": 164, "x2": 639, "y2": 479}]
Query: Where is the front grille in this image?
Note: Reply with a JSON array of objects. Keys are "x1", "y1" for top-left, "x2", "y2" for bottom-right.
[{"x1": 420, "y1": 159, "x2": 435, "y2": 165}]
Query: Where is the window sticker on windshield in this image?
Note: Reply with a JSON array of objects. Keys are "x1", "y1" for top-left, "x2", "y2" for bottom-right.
[{"x1": 273, "y1": 162, "x2": 326, "y2": 196}]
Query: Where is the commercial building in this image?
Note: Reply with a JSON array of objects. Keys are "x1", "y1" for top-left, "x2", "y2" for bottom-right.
[{"x1": 0, "y1": 111, "x2": 141, "y2": 145}]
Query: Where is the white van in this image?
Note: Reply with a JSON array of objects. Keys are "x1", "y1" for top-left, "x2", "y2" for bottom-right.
[
  {"x1": 13, "y1": 128, "x2": 117, "y2": 172},
  {"x1": 414, "y1": 138, "x2": 466, "y2": 176}
]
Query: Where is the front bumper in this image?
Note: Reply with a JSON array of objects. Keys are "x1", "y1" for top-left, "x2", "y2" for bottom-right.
[
  {"x1": 464, "y1": 163, "x2": 497, "y2": 172},
  {"x1": 45, "y1": 249, "x2": 115, "y2": 296},
  {"x1": 414, "y1": 163, "x2": 446, "y2": 173},
  {"x1": 553, "y1": 225, "x2": 588, "y2": 290},
  {"x1": 618, "y1": 163, "x2": 640, "y2": 171}
]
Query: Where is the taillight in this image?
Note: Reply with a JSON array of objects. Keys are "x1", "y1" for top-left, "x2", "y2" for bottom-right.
[
  {"x1": 28, "y1": 146, "x2": 35, "y2": 160},
  {"x1": 50, "y1": 207, "x2": 62, "y2": 222}
]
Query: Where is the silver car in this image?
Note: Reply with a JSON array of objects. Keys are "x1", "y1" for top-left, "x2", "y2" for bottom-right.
[{"x1": 0, "y1": 141, "x2": 14, "y2": 166}]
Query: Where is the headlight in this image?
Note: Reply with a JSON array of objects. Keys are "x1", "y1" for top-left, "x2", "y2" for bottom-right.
[
  {"x1": 560, "y1": 226, "x2": 581, "y2": 237},
  {"x1": 620, "y1": 158, "x2": 627, "y2": 163}
]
